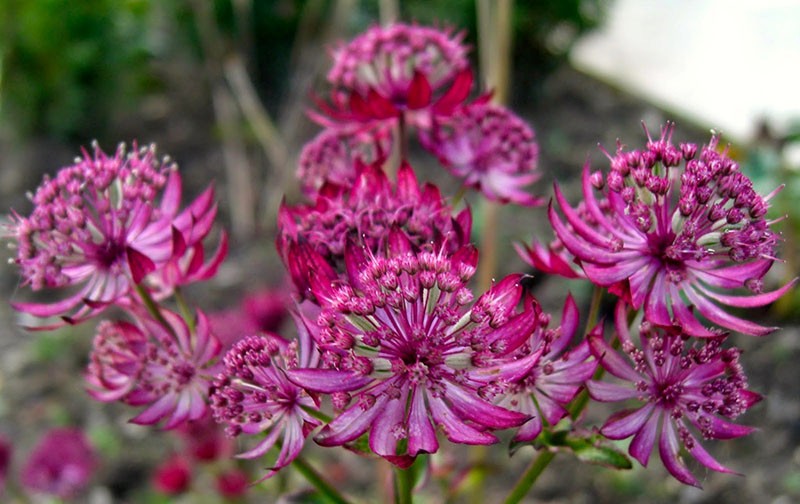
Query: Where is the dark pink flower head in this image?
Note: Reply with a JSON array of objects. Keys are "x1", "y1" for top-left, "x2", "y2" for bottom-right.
[
  {"x1": 152, "y1": 454, "x2": 192, "y2": 495},
  {"x1": 86, "y1": 308, "x2": 222, "y2": 429},
  {"x1": 177, "y1": 412, "x2": 233, "y2": 462},
  {"x1": 278, "y1": 160, "x2": 471, "y2": 294},
  {"x1": 314, "y1": 23, "x2": 473, "y2": 128},
  {"x1": 208, "y1": 288, "x2": 291, "y2": 349},
  {"x1": 587, "y1": 302, "x2": 761, "y2": 487},
  {"x1": 0, "y1": 436, "x2": 11, "y2": 495},
  {"x1": 287, "y1": 235, "x2": 534, "y2": 467},
  {"x1": 492, "y1": 294, "x2": 597, "y2": 445},
  {"x1": 21, "y1": 428, "x2": 96, "y2": 499},
  {"x1": 422, "y1": 103, "x2": 543, "y2": 206},
  {"x1": 297, "y1": 126, "x2": 392, "y2": 197},
  {"x1": 209, "y1": 329, "x2": 321, "y2": 481},
  {"x1": 8, "y1": 142, "x2": 222, "y2": 326},
  {"x1": 551, "y1": 123, "x2": 795, "y2": 336}
]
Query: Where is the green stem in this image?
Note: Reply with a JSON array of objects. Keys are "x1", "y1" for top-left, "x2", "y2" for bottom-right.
[
  {"x1": 393, "y1": 465, "x2": 414, "y2": 504},
  {"x1": 503, "y1": 451, "x2": 556, "y2": 504},
  {"x1": 134, "y1": 284, "x2": 174, "y2": 335},
  {"x1": 291, "y1": 456, "x2": 351, "y2": 504},
  {"x1": 173, "y1": 287, "x2": 195, "y2": 333}
]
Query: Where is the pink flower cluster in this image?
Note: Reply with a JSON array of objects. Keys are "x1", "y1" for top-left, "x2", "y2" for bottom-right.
[{"x1": 4, "y1": 22, "x2": 794, "y2": 499}]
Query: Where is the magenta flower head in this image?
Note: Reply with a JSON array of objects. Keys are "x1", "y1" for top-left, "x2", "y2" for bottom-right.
[
  {"x1": 422, "y1": 102, "x2": 543, "y2": 206},
  {"x1": 0, "y1": 435, "x2": 11, "y2": 496},
  {"x1": 587, "y1": 303, "x2": 760, "y2": 487},
  {"x1": 287, "y1": 233, "x2": 535, "y2": 467},
  {"x1": 493, "y1": 294, "x2": 597, "y2": 445},
  {"x1": 8, "y1": 142, "x2": 221, "y2": 326},
  {"x1": 278, "y1": 160, "x2": 471, "y2": 294},
  {"x1": 314, "y1": 22, "x2": 473, "y2": 128},
  {"x1": 550, "y1": 123, "x2": 795, "y2": 336},
  {"x1": 297, "y1": 126, "x2": 391, "y2": 197},
  {"x1": 209, "y1": 321, "x2": 321, "y2": 481},
  {"x1": 86, "y1": 308, "x2": 222, "y2": 429},
  {"x1": 21, "y1": 428, "x2": 96, "y2": 499}
]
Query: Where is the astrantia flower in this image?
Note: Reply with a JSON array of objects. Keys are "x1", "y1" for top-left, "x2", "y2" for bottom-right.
[
  {"x1": 278, "y1": 160, "x2": 471, "y2": 293},
  {"x1": 209, "y1": 328, "x2": 321, "y2": 481},
  {"x1": 422, "y1": 102, "x2": 543, "y2": 206},
  {"x1": 492, "y1": 294, "x2": 597, "y2": 445},
  {"x1": 86, "y1": 308, "x2": 222, "y2": 429},
  {"x1": 587, "y1": 303, "x2": 760, "y2": 487},
  {"x1": 21, "y1": 428, "x2": 96, "y2": 499},
  {"x1": 550, "y1": 123, "x2": 795, "y2": 336},
  {"x1": 8, "y1": 142, "x2": 220, "y2": 325},
  {"x1": 314, "y1": 22, "x2": 473, "y2": 128},
  {"x1": 287, "y1": 235, "x2": 534, "y2": 467},
  {"x1": 297, "y1": 126, "x2": 391, "y2": 197}
]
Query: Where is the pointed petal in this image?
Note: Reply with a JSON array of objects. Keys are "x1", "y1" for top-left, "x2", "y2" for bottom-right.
[{"x1": 286, "y1": 369, "x2": 372, "y2": 394}]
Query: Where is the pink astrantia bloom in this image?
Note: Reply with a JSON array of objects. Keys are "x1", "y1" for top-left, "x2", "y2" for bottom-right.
[
  {"x1": 86, "y1": 308, "x2": 222, "y2": 429},
  {"x1": 492, "y1": 294, "x2": 597, "y2": 445},
  {"x1": 209, "y1": 324, "x2": 321, "y2": 481},
  {"x1": 314, "y1": 22, "x2": 473, "y2": 128},
  {"x1": 278, "y1": 160, "x2": 471, "y2": 294},
  {"x1": 287, "y1": 234, "x2": 534, "y2": 467},
  {"x1": 297, "y1": 126, "x2": 391, "y2": 197},
  {"x1": 422, "y1": 103, "x2": 543, "y2": 206},
  {"x1": 550, "y1": 123, "x2": 795, "y2": 336},
  {"x1": 8, "y1": 142, "x2": 220, "y2": 326},
  {"x1": 21, "y1": 428, "x2": 96, "y2": 499},
  {"x1": 586, "y1": 302, "x2": 760, "y2": 487}
]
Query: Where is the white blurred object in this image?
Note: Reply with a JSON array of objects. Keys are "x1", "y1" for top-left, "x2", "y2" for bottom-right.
[{"x1": 571, "y1": 0, "x2": 800, "y2": 142}]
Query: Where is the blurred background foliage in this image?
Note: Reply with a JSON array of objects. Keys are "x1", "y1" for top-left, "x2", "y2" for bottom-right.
[{"x1": 0, "y1": 0, "x2": 607, "y2": 143}]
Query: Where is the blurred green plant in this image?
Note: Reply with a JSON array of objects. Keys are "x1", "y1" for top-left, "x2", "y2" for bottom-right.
[{"x1": 0, "y1": 0, "x2": 155, "y2": 142}]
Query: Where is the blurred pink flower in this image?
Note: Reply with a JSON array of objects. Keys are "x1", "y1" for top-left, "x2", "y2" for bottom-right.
[
  {"x1": 152, "y1": 454, "x2": 192, "y2": 495},
  {"x1": 86, "y1": 308, "x2": 222, "y2": 429},
  {"x1": 208, "y1": 288, "x2": 291, "y2": 349},
  {"x1": 0, "y1": 436, "x2": 11, "y2": 495},
  {"x1": 297, "y1": 126, "x2": 391, "y2": 197},
  {"x1": 21, "y1": 428, "x2": 96, "y2": 499},
  {"x1": 422, "y1": 102, "x2": 543, "y2": 206},
  {"x1": 313, "y1": 23, "x2": 472, "y2": 129}
]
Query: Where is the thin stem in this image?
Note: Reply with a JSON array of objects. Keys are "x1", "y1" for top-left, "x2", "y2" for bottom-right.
[
  {"x1": 173, "y1": 287, "x2": 195, "y2": 333},
  {"x1": 584, "y1": 284, "x2": 604, "y2": 335},
  {"x1": 393, "y1": 464, "x2": 414, "y2": 504},
  {"x1": 503, "y1": 451, "x2": 556, "y2": 504},
  {"x1": 291, "y1": 456, "x2": 352, "y2": 504},
  {"x1": 134, "y1": 284, "x2": 173, "y2": 334}
]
